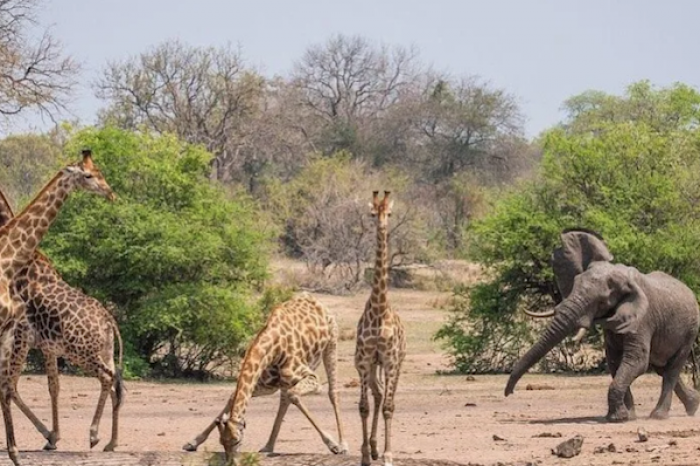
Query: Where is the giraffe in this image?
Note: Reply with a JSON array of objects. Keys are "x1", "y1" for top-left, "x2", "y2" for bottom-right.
[
  {"x1": 0, "y1": 149, "x2": 115, "y2": 465},
  {"x1": 0, "y1": 188, "x2": 125, "y2": 453},
  {"x1": 354, "y1": 191, "x2": 406, "y2": 466},
  {"x1": 183, "y1": 293, "x2": 348, "y2": 463}
]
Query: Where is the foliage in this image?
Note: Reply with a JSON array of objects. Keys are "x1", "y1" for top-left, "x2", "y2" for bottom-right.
[
  {"x1": 40, "y1": 126, "x2": 272, "y2": 378},
  {"x1": 95, "y1": 35, "x2": 537, "y2": 256},
  {"x1": 438, "y1": 81, "x2": 700, "y2": 372}
]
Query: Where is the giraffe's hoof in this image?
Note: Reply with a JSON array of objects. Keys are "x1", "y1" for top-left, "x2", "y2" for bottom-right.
[
  {"x1": 42, "y1": 442, "x2": 57, "y2": 451},
  {"x1": 103, "y1": 442, "x2": 116, "y2": 452},
  {"x1": 182, "y1": 442, "x2": 198, "y2": 452},
  {"x1": 8, "y1": 447, "x2": 19, "y2": 466},
  {"x1": 329, "y1": 442, "x2": 347, "y2": 455},
  {"x1": 90, "y1": 436, "x2": 100, "y2": 449}
]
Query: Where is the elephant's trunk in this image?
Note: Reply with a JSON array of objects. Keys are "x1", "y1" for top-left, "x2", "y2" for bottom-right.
[{"x1": 505, "y1": 310, "x2": 578, "y2": 396}]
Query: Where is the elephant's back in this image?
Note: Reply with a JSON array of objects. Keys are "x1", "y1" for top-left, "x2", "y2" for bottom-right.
[
  {"x1": 644, "y1": 271, "x2": 699, "y2": 329},
  {"x1": 646, "y1": 271, "x2": 697, "y2": 305}
]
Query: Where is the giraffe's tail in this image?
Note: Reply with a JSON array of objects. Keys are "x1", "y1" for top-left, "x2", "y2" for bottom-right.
[{"x1": 112, "y1": 323, "x2": 125, "y2": 409}]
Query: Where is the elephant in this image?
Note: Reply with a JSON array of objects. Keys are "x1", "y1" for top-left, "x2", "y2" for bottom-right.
[{"x1": 504, "y1": 228, "x2": 700, "y2": 422}]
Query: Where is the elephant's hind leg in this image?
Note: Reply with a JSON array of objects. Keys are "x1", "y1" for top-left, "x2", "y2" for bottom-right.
[
  {"x1": 674, "y1": 377, "x2": 699, "y2": 416},
  {"x1": 651, "y1": 349, "x2": 693, "y2": 420},
  {"x1": 653, "y1": 364, "x2": 700, "y2": 417}
]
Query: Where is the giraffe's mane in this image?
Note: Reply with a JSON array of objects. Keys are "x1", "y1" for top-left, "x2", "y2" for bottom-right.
[
  {"x1": 228, "y1": 308, "x2": 280, "y2": 412},
  {"x1": 0, "y1": 188, "x2": 15, "y2": 219},
  {"x1": 10, "y1": 171, "x2": 65, "y2": 222}
]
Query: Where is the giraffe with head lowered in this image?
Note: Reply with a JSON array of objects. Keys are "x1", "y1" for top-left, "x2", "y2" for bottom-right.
[
  {"x1": 0, "y1": 149, "x2": 115, "y2": 465},
  {"x1": 355, "y1": 191, "x2": 406, "y2": 466},
  {"x1": 0, "y1": 188, "x2": 124, "y2": 453},
  {"x1": 183, "y1": 293, "x2": 347, "y2": 463}
]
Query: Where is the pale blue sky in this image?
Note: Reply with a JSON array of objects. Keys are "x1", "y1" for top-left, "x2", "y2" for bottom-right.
[{"x1": 21, "y1": 0, "x2": 700, "y2": 138}]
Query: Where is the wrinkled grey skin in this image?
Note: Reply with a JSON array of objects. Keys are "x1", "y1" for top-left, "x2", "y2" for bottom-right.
[{"x1": 506, "y1": 229, "x2": 700, "y2": 422}]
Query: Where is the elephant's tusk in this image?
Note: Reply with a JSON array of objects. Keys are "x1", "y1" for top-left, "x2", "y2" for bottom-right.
[
  {"x1": 572, "y1": 327, "x2": 587, "y2": 343},
  {"x1": 523, "y1": 308, "x2": 555, "y2": 318}
]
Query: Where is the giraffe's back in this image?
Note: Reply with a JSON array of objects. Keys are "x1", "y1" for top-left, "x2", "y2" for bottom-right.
[
  {"x1": 256, "y1": 293, "x2": 337, "y2": 388},
  {"x1": 17, "y1": 258, "x2": 117, "y2": 371}
]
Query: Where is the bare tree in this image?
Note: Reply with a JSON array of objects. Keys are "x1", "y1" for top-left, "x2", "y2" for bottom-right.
[
  {"x1": 414, "y1": 76, "x2": 525, "y2": 182},
  {"x1": 0, "y1": 0, "x2": 78, "y2": 122},
  {"x1": 291, "y1": 34, "x2": 423, "y2": 157},
  {"x1": 95, "y1": 40, "x2": 264, "y2": 182}
]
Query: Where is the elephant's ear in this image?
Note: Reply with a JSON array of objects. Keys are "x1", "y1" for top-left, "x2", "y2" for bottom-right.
[
  {"x1": 603, "y1": 268, "x2": 649, "y2": 335},
  {"x1": 553, "y1": 228, "x2": 613, "y2": 299}
]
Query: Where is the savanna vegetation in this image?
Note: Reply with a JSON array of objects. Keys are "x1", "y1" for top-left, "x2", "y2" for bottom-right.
[{"x1": 1, "y1": 0, "x2": 698, "y2": 378}]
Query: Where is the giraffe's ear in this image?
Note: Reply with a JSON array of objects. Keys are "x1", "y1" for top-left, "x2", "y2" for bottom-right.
[
  {"x1": 81, "y1": 149, "x2": 94, "y2": 168},
  {"x1": 387, "y1": 199, "x2": 394, "y2": 211},
  {"x1": 63, "y1": 165, "x2": 80, "y2": 174}
]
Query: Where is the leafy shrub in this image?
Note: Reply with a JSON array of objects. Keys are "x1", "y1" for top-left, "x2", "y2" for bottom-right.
[{"x1": 41, "y1": 126, "x2": 272, "y2": 378}]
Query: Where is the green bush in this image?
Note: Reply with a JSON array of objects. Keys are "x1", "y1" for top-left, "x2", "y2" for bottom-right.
[
  {"x1": 437, "y1": 81, "x2": 700, "y2": 373},
  {"x1": 41, "y1": 126, "x2": 272, "y2": 378}
]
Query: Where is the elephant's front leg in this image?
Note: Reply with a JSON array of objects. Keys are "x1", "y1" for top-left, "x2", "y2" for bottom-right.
[
  {"x1": 606, "y1": 347, "x2": 648, "y2": 423},
  {"x1": 606, "y1": 339, "x2": 636, "y2": 420}
]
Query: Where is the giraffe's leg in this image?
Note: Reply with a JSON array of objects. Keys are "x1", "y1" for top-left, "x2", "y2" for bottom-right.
[
  {"x1": 357, "y1": 367, "x2": 372, "y2": 466},
  {"x1": 286, "y1": 368, "x2": 344, "y2": 454},
  {"x1": 88, "y1": 364, "x2": 113, "y2": 449},
  {"x1": 259, "y1": 391, "x2": 291, "y2": 453},
  {"x1": 8, "y1": 339, "x2": 53, "y2": 449},
  {"x1": 102, "y1": 362, "x2": 123, "y2": 452},
  {"x1": 322, "y1": 328, "x2": 348, "y2": 454},
  {"x1": 381, "y1": 358, "x2": 403, "y2": 466},
  {"x1": 0, "y1": 320, "x2": 21, "y2": 466},
  {"x1": 369, "y1": 365, "x2": 383, "y2": 460},
  {"x1": 42, "y1": 353, "x2": 60, "y2": 450}
]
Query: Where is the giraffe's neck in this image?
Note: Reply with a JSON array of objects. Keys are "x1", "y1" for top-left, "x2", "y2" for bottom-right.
[
  {"x1": 369, "y1": 223, "x2": 389, "y2": 315},
  {"x1": 0, "y1": 189, "x2": 14, "y2": 229},
  {"x1": 1, "y1": 172, "x2": 76, "y2": 268},
  {"x1": 226, "y1": 331, "x2": 279, "y2": 422}
]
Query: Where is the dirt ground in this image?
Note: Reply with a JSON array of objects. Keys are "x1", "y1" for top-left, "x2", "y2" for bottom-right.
[{"x1": 5, "y1": 286, "x2": 700, "y2": 466}]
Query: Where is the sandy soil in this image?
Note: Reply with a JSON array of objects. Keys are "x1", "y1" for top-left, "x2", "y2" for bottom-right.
[{"x1": 4, "y1": 287, "x2": 700, "y2": 466}]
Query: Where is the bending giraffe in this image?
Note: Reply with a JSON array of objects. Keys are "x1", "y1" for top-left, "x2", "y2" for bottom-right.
[
  {"x1": 355, "y1": 191, "x2": 406, "y2": 466},
  {"x1": 0, "y1": 188, "x2": 125, "y2": 452},
  {"x1": 183, "y1": 293, "x2": 347, "y2": 463},
  {"x1": 0, "y1": 149, "x2": 115, "y2": 466}
]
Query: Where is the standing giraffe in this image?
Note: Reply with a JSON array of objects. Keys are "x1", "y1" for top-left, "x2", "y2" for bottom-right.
[
  {"x1": 355, "y1": 191, "x2": 406, "y2": 466},
  {"x1": 183, "y1": 293, "x2": 347, "y2": 463},
  {"x1": 0, "y1": 188, "x2": 124, "y2": 452},
  {"x1": 0, "y1": 149, "x2": 115, "y2": 465}
]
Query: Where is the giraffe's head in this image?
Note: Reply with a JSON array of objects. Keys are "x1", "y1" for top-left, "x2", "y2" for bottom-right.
[
  {"x1": 369, "y1": 190, "x2": 393, "y2": 228},
  {"x1": 62, "y1": 149, "x2": 116, "y2": 201},
  {"x1": 215, "y1": 413, "x2": 245, "y2": 461}
]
